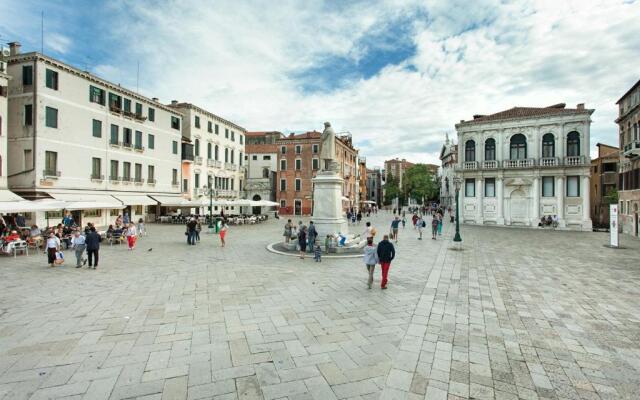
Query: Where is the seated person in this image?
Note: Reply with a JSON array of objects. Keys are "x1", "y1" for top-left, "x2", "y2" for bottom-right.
[
  {"x1": 106, "y1": 224, "x2": 114, "y2": 238},
  {"x1": 5, "y1": 230, "x2": 20, "y2": 242},
  {"x1": 20, "y1": 228, "x2": 30, "y2": 240},
  {"x1": 336, "y1": 232, "x2": 347, "y2": 247},
  {"x1": 551, "y1": 215, "x2": 559, "y2": 228}
]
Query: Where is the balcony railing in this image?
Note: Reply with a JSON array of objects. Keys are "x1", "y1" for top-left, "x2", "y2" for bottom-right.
[
  {"x1": 225, "y1": 163, "x2": 238, "y2": 171},
  {"x1": 109, "y1": 105, "x2": 122, "y2": 114},
  {"x1": 623, "y1": 140, "x2": 640, "y2": 157},
  {"x1": 134, "y1": 178, "x2": 144, "y2": 185},
  {"x1": 122, "y1": 142, "x2": 133, "y2": 149},
  {"x1": 134, "y1": 113, "x2": 147, "y2": 122},
  {"x1": 564, "y1": 156, "x2": 585, "y2": 166},
  {"x1": 194, "y1": 156, "x2": 203, "y2": 165},
  {"x1": 463, "y1": 161, "x2": 477, "y2": 170},
  {"x1": 540, "y1": 157, "x2": 558, "y2": 167},
  {"x1": 109, "y1": 140, "x2": 121, "y2": 147},
  {"x1": 109, "y1": 175, "x2": 121, "y2": 182},
  {"x1": 121, "y1": 176, "x2": 132, "y2": 183},
  {"x1": 171, "y1": 180, "x2": 179, "y2": 186},
  {"x1": 43, "y1": 169, "x2": 61, "y2": 178},
  {"x1": 90, "y1": 174, "x2": 104, "y2": 181},
  {"x1": 481, "y1": 160, "x2": 497, "y2": 169},
  {"x1": 503, "y1": 159, "x2": 535, "y2": 168},
  {"x1": 193, "y1": 188, "x2": 202, "y2": 196}
]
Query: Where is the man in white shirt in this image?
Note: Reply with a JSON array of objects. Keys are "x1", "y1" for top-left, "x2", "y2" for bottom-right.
[{"x1": 71, "y1": 231, "x2": 87, "y2": 268}]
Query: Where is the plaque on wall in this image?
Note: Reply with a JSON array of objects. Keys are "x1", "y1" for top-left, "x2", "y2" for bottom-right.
[{"x1": 566, "y1": 205, "x2": 581, "y2": 215}]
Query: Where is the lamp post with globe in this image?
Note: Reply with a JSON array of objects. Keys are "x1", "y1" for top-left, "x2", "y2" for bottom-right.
[{"x1": 453, "y1": 177, "x2": 462, "y2": 243}]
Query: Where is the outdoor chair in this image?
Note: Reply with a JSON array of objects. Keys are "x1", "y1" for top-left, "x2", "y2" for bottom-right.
[
  {"x1": 12, "y1": 240, "x2": 29, "y2": 257},
  {"x1": 109, "y1": 233, "x2": 124, "y2": 245}
]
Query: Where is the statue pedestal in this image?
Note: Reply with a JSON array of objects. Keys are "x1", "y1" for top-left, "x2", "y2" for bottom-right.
[{"x1": 312, "y1": 171, "x2": 348, "y2": 239}]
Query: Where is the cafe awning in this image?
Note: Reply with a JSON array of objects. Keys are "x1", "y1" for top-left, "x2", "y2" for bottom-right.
[
  {"x1": 148, "y1": 195, "x2": 193, "y2": 207},
  {"x1": 112, "y1": 194, "x2": 156, "y2": 206},
  {"x1": 0, "y1": 190, "x2": 24, "y2": 202},
  {"x1": 0, "y1": 199, "x2": 67, "y2": 213},
  {"x1": 48, "y1": 192, "x2": 124, "y2": 210}
]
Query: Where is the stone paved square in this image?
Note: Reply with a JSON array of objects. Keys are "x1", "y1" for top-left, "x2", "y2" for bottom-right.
[{"x1": 1, "y1": 213, "x2": 640, "y2": 399}]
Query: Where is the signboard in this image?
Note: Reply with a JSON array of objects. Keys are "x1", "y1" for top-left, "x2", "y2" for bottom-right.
[{"x1": 610, "y1": 204, "x2": 618, "y2": 248}]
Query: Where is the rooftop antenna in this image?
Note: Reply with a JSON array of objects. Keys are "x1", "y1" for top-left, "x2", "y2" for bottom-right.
[{"x1": 41, "y1": 11, "x2": 44, "y2": 54}]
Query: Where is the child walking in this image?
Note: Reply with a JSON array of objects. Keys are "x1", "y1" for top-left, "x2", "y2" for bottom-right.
[{"x1": 314, "y1": 244, "x2": 322, "y2": 262}]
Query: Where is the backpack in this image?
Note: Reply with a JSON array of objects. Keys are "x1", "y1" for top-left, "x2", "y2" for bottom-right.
[
  {"x1": 422, "y1": 221, "x2": 426, "y2": 228},
  {"x1": 371, "y1": 227, "x2": 377, "y2": 236}
]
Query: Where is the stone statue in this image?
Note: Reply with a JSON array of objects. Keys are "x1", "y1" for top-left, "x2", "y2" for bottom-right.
[{"x1": 320, "y1": 122, "x2": 337, "y2": 171}]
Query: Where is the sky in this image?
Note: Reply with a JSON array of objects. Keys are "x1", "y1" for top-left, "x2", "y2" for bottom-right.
[{"x1": 1, "y1": 0, "x2": 639, "y2": 168}]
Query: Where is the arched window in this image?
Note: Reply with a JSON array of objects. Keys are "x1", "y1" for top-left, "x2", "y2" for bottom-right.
[
  {"x1": 542, "y1": 133, "x2": 555, "y2": 158},
  {"x1": 510, "y1": 134, "x2": 527, "y2": 160},
  {"x1": 194, "y1": 139, "x2": 200, "y2": 156},
  {"x1": 207, "y1": 143, "x2": 212, "y2": 159},
  {"x1": 262, "y1": 167, "x2": 270, "y2": 178},
  {"x1": 484, "y1": 138, "x2": 495, "y2": 161},
  {"x1": 464, "y1": 140, "x2": 475, "y2": 162},
  {"x1": 567, "y1": 131, "x2": 580, "y2": 156},
  {"x1": 214, "y1": 145, "x2": 219, "y2": 160}
]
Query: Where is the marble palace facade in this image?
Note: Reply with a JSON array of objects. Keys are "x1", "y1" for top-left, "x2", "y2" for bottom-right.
[{"x1": 455, "y1": 103, "x2": 593, "y2": 231}]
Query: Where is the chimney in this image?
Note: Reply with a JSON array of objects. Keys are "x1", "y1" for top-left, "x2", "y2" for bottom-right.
[
  {"x1": 152, "y1": 97, "x2": 159, "y2": 102},
  {"x1": 473, "y1": 114, "x2": 485, "y2": 120},
  {"x1": 171, "y1": 100, "x2": 178, "y2": 106},
  {"x1": 576, "y1": 103, "x2": 584, "y2": 110},
  {"x1": 8, "y1": 42, "x2": 21, "y2": 56}
]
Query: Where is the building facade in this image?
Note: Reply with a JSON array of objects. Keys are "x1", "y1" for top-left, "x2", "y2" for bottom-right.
[
  {"x1": 366, "y1": 167, "x2": 382, "y2": 207},
  {"x1": 384, "y1": 158, "x2": 414, "y2": 187},
  {"x1": 590, "y1": 143, "x2": 618, "y2": 227},
  {"x1": 276, "y1": 131, "x2": 358, "y2": 215},
  {"x1": 4, "y1": 43, "x2": 183, "y2": 227},
  {"x1": 244, "y1": 131, "x2": 282, "y2": 214},
  {"x1": 455, "y1": 103, "x2": 593, "y2": 230},
  {"x1": 439, "y1": 135, "x2": 458, "y2": 208},
  {"x1": 0, "y1": 56, "x2": 9, "y2": 191},
  {"x1": 616, "y1": 79, "x2": 640, "y2": 236},
  {"x1": 357, "y1": 156, "x2": 367, "y2": 209},
  {"x1": 169, "y1": 102, "x2": 246, "y2": 215}
]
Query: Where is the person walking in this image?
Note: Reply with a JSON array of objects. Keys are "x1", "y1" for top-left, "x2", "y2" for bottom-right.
[
  {"x1": 195, "y1": 217, "x2": 202, "y2": 242},
  {"x1": 298, "y1": 226, "x2": 307, "y2": 259},
  {"x1": 71, "y1": 230, "x2": 87, "y2": 268},
  {"x1": 416, "y1": 215, "x2": 424, "y2": 240},
  {"x1": 376, "y1": 235, "x2": 395, "y2": 290},
  {"x1": 307, "y1": 221, "x2": 317, "y2": 253},
  {"x1": 283, "y1": 219, "x2": 293, "y2": 243},
  {"x1": 431, "y1": 214, "x2": 439, "y2": 240},
  {"x1": 123, "y1": 212, "x2": 130, "y2": 226},
  {"x1": 437, "y1": 211, "x2": 443, "y2": 236},
  {"x1": 85, "y1": 226, "x2": 101, "y2": 269},
  {"x1": 125, "y1": 223, "x2": 137, "y2": 250},
  {"x1": 362, "y1": 221, "x2": 376, "y2": 241},
  {"x1": 46, "y1": 232, "x2": 61, "y2": 267},
  {"x1": 137, "y1": 218, "x2": 146, "y2": 237},
  {"x1": 390, "y1": 217, "x2": 400, "y2": 243},
  {"x1": 186, "y1": 218, "x2": 197, "y2": 245},
  {"x1": 219, "y1": 220, "x2": 228, "y2": 247},
  {"x1": 363, "y1": 238, "x2": 379, "y2": 289}
]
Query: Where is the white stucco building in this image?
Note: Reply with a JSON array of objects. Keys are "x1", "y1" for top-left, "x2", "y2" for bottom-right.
[
  {"x1": 455, "y1": 103, "x2": 593, "y2": 231},
  {"x1": 169, "y1": 102, "x2": 246, "y2": 215},
  {"x1": 244, "y1": 131, "x2": 281, "y2": 214},
  {"x1": 4, "y1": 43, "x2": 183, "y2": 227},
  {"x1": 0, "y1": 55, "x2": 10, "y2": 191}
]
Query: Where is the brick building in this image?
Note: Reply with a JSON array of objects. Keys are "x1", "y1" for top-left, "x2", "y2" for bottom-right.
[
  {"x1": 590, "y1": 143, "x2": 618, "y2": 227},
  {"x1": 276, "y1": 131, "x2": 358, "y2": 215},
  {"x1": 617, "y1": 78, "x2": 640, "y2": 236}
]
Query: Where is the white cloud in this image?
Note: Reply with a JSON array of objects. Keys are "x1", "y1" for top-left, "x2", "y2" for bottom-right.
[
  {"x1": 44, "y1": 32, "x2": 71, "y2": 54},
  {"x1": 5, "y1": 0, "x2": 640, "y2": 167}
]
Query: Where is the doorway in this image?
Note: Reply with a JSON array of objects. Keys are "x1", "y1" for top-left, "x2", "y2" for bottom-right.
[
  {"x1": 252, "y1": 195, "x2": 262, "y2": 215},
  {"x1": 509, "y1": 189, "x2": 528, "y2": 225},
  {"x1": 294, "y1": 200, "x2": 302, "y2": 216}
]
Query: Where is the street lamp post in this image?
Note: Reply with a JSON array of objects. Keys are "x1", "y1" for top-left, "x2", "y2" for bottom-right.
[
  {"x1": 453, "y1": 177, "x2": 462, "y2": 243},
  {"x1": 208, "y1": 176, "x2": 214, "y2": 229}
]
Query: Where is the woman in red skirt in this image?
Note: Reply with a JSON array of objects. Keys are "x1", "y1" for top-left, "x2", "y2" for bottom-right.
[{"x1": 219, "y1": 220, "x2": 228, "y2": 247}]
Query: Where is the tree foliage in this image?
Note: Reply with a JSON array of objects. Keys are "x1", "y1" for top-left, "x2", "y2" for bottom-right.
[
  {"x1": 383, "y1": 173, "x2": 401, "y2": 206},
  {"x1": 403, "y1": 164, "x2": 439, "y2": 203}
]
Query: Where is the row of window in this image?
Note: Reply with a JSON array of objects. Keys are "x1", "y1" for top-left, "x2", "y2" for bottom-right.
[
  {"x1": 192, "y1": 174, "x2": 236, "y2": 191},
  {"x1": 279, "y1": 158, "x2": 320, "y2": 171},
  {"x1": 463, "y1": 176, "x2": 582, "y2": 198},
  {"x1": 280, "y1": 178, "x2": 302, "y2": 192},
  {"x1": 281, "y1": 144, "x2": 319, "y2": 155},
  {"x1": 192, "y1": 139, "x2": 243, "y2": 165},
  {"x1": 464, "y1": 132, "x2": 581, "y2": 162},
  {"x1": 193, "y1": 116, "x2": 244, "y2": 144}
]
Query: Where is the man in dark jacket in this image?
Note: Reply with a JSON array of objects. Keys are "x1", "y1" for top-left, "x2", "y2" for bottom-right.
[
  {"x1": 85, "y1": 226, "x2": 101, "y2": 269},
  {"x1": 186, "y1": 218, "x2": 197, "y2": 245},
  {"x1": 376, "y1": 234, "x2": 395, "y2": 289},
  {"x1": 307, "y1": 221, "x2": 317, "y2": 253}
]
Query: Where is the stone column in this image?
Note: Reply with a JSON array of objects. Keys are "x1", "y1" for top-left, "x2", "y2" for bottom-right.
[
  {"x1": 476, "y1": 177, "x2": 484, "y2": 224},
  {"x1": 556, "y1": 176, "x2": 565, "y2": 227},
  {"x1": 532, "y1": 177, "x2": 540, "y2": 225},
  {"x1": 558, "y1": 125, "x2": 565, "y2": 162},
  {"x1": 582, "y1": 175, "x2": 592, "y2": 230},
  {"x1": 496, "y1": 178, "x2": 504, "y2": 225}
]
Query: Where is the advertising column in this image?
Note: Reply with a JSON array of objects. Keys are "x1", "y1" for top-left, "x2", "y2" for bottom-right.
[{"x1": 610, "y1": 204, "x2": 618, "y2": 248}]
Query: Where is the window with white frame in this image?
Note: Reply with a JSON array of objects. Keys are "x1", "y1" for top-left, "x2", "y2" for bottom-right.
[
  {"x1": 542, "y1": 176, "x2": 554, "y2": 197},
  {"x1": 566, "y1": 176, "x2": 580, "y2": 197},
  {"x1": 295, "y1": 159, "x2": 301, "y2": 170},
  {"x1": 295, "y1": 178, "x2": 301, "y2": 191},
  {"x1": 484, "y1": 178, "x2": 495, "y2": 197},
  {"x1": 465, "y1": 178, "x2": 475, "y2": 197},
  {"x1": 280, "y1": 159, "x2": 287, "y2": 170}
]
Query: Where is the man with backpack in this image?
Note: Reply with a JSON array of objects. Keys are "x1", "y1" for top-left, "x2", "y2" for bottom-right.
[
  {"x1": 376, "y1": 235, "x2": 395, "y2": 290},
  {"x1": 416, "y1": 216, "x2": 424, "y2": 240}
]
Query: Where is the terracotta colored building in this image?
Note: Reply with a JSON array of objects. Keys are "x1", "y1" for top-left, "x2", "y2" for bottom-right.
[
  {"x1": 384, "y1": 158, "x2": 415, "y2": 187},
  {"x1": 276, "y1": 131, "x2": 358, "y2": 215},
  {"x1": 590, "y1": 143, "x2": 618, "y2": 227},
  {"x1": 357, "y1": 156, "x2": 367, "y2": 207}
]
